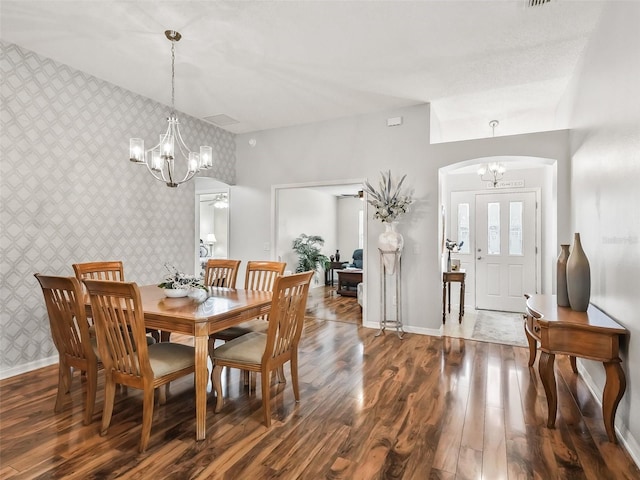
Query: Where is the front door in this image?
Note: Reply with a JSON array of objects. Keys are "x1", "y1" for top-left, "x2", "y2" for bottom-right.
[{"x1": 475, "y1": 191, "x2": 537, "y2": 312}]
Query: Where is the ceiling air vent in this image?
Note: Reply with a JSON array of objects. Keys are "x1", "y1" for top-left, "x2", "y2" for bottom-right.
[
  {"x1": 527, "y1": 0, "x2": 552, "y2": 6},
  {"x1": 203, "y1": 114, "x2": 239, "y2": 127}
]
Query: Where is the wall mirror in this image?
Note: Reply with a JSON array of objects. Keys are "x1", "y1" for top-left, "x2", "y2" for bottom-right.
[{"x1": 195, "y1": 177, "x2": 229, "y2": 274}]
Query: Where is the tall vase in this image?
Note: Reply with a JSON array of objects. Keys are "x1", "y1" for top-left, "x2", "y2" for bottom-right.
[
  {"x1": 556, "y1": 244, "x2": 570, "y2": 307},
  {"x1": 378, "y1": 222, "x2": 404, "y2": 274},
  {"x1": 566, "y1": 233, "x2": 591, "y2": 311}
]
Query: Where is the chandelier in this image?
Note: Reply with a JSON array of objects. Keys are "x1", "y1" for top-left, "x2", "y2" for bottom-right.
[
  {"x1": 129, "y1": 30, "x2": 212, "y2": 187},
  {"x1": 477, "y1": 120, "x2": 506, "y2": 187}
]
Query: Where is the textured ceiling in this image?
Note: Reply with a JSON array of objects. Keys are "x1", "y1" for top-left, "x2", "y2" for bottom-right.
[{"x1": 0, "y1": 1, "x2": 605, "y2": 142}]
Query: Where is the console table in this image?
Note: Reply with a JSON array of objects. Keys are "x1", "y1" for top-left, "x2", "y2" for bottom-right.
[
  {"x1": 524, "y1": 294, "x2": 629, "y2": 443},
  {"x1": 442, "y1": 270, "x2": 465, "y2": 323}
]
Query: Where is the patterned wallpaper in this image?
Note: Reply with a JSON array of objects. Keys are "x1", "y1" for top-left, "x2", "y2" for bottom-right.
[{"x1": 0, "y1": 42, "x2": 236, "y2": 376}]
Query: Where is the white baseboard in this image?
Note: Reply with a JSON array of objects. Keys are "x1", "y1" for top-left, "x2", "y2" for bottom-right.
[
  {"x1": 577, "y1": 360, "x2": 640, "y2": 468},
  {"x1": 0, "y1": 354, "x2": 58, "y2": 380}
]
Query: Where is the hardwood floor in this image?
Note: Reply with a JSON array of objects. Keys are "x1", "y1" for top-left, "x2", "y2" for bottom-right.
[{"x1": 1, "y1": 290, "x2": 638, "y2": 479}]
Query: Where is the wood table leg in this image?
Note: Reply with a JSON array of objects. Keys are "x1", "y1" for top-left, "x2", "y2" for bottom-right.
[
  {"x1": 442, "y1": 280, "x2": 447, "y2": 324},
  {"x1": 569, "y1": 356, "x2": 578, "y2": 374},
  {"x1": 524, "y1": 320, "x2": 537, "y2": 367},
  {"x1": 602, "y1": 360, "x2": 626, "y2": 444},
  {"x1": 538, "y1": 351, "x2": 557, "y2": 429},
  {"x1": 458, "y1": 280, "x2": 465, "y2": 323},
  {"x1": 447, "y1": 282, "x2": 451, "y2": 313},
  {"x1": 194, "y1": 328, "x2": 208, "y2": 441}
]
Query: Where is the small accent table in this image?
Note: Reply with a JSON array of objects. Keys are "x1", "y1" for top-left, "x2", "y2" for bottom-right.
[
  {"x1": 325, "y1": 261, "x2": 347, "y2": 285},
  {"x1": 442, "y1": 270, "x2": 465, "y2": 323},
  {"x1": 336, "y1": 269, "x2": 362, "y2": 296},
  {"x1": 524, "y1": 294, "x2": 629, "y2": 443}
]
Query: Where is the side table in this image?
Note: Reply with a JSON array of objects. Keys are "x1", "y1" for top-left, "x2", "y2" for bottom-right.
[
  {"x1": 325, "y1": 261, "x2": 347, "y2": 285},
  {"x1": 442, "y1": 270, "x2": 465, "y2": 323}
]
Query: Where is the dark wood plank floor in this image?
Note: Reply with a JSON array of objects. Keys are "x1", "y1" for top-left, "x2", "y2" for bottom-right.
[{"x1": 1, "y1": 288, "x2": 638, "y2": 479}]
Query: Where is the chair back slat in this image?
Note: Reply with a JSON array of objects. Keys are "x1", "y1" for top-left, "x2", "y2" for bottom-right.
[
  {"x1": 83, "y1": 279, "x2": 151, "y2": 380},
  {"x1": 34, "y1": 274, "x2": 94, "y2": 364},
  {"x1": 204, "y1": 259, "x2": 241, "y2": 288},
  {"x1": 244, "y1": 261, "x2": 286, "y2": 291},
  {"x1": 73, "y1": 261, "x2": 125, "y2": 282},
  {"x1": 263, "y1": 271, "x2": 313, "y2": 363},
  {"x1": 244, "y1": 261, "x2": 286, "y2": 321}
]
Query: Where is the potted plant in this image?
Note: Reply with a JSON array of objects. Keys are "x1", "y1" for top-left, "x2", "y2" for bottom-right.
[
  {"x1": 292, "y1": 234, "x2": 330, "y2": 274},
  {"x1": 363, "y1": 170, "x2": 413, "y2": 274},
  {"x1": 158, "y1": 263, "x2": 206, "y2": 297}
]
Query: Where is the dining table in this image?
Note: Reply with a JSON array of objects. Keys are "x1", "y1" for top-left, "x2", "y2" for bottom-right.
[{"x1": 86, "y1": 284, "x2": 272, "y2": 441}]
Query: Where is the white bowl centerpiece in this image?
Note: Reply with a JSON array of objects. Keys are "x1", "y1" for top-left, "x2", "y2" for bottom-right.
[{"x1": 158, "y1": 263, "x2": 206, "y2": 298}]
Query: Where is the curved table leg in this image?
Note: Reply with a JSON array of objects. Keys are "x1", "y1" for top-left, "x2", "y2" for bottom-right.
[
  {"x1": 603, "y1": 360, "x2": 626, "y2": 444},
  {"x1": 569, "y1": 356, "x2": 578, "y2": 374},
  {"x1": 524, "y1": 320, "x2": 537, "y2": 367},
  {"x1": 539, "y1": 351, "x2": 557, "y2": 429}
]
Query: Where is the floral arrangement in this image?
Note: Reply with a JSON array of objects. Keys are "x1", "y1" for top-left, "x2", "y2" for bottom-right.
[
  {"x1": 363, "y1": 170, "x2": 413, "y2": 223},
  {"x1": 158, "y1": 263, "x2": 206, "y2": 290},
  {"x1": 445, "y1": 239, "x2": 464, "y2": 252}
]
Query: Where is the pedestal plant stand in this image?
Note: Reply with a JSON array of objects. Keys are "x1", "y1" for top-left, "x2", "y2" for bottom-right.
[{"x1": 376, "y1": 248, "x2": 404, "y2": 339}]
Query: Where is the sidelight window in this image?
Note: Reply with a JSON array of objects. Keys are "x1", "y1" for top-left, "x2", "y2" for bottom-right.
[
  {"x1": 487, "y1": 202, "x2": 500, "y2": 254},
  {"x1": 509, "y1": 201, "x2": 523, "y2": 255}
]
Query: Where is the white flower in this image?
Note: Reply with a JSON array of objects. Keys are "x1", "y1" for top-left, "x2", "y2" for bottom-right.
[
  {"x1": 363, "y1": 170, "x2": 413, "y2": 223},
  {"x1": 158, "y1": 263, "x2": 205, "y2": 290}
]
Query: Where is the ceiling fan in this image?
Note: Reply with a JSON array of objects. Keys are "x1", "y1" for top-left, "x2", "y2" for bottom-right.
[{"x1": 338, "y1": 190, "x2": 364, "y2": 199}]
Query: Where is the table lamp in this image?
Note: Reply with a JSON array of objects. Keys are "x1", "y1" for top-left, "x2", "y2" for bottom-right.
[{"x1": 206, "y1": 233, "x2": 217, "y2": 255}]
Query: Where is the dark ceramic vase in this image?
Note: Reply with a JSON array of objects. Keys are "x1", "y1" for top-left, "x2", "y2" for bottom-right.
[
  {"x1": 335, "y1": 250, "x2": 340, "y2": 262},
  {"x1": 556, "y1": 244, "x2": 570, "y2": 307}
]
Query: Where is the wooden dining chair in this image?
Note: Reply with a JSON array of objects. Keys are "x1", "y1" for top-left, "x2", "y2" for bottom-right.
[
  {"x1": 34, "y1": 273, "x2": 99, "y2": 425},
  {"x1": 209, "y1": 261, "x2": 287, "y2": 387},
  {"x1": 73, "y1": 261, "x2": 159, "y2": 343},
  {"x1": 203, "y1": 259, "x2": 241, "y2": 288},
  {"x1": 212, "y1": 270, "x2": 313, "y2": 427},
  {"x1": 83, "y1": 279, "x2": 196, "y2": 453},
  {"x1": 210, "y1": 261, "x2": 286, "y2": 344}
]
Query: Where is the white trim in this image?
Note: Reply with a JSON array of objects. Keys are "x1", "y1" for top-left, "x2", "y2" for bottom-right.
[
  {"x1": 577, "y1": 360, "x2": 640, "y2": 468},
  {"x1": 1, "y1": 354, "x2": 59, "y2": 380}
]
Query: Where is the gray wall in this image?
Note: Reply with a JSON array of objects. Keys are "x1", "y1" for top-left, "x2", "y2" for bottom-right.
[
  {"x1": 234, "y1": 105, "x2": 570, "y2": 336},
  {"x1": 565, "y1": 2, "x2": 640, "y2": 458},
  {"x1": 276, "y1": 188, "x2": 337, "y2": 283},
  {"x1": 0, "y1": 42, "x2": 236, "y2": 376}
]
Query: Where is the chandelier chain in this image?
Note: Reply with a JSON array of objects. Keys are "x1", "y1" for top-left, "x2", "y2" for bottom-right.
[{"x1": 170, "y1": 40, "x2": 175, "y2": 113}]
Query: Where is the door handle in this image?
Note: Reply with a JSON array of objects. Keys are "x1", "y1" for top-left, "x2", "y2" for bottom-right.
[{"x1": 477, "y1": 256, "x2": 482, "y2": 260}]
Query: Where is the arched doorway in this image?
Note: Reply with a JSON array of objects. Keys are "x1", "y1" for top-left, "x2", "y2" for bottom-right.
[{"x1": 438, "y1": 156, "x2": 558, "y2": 341}]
